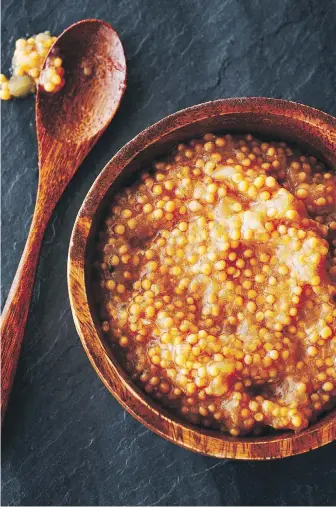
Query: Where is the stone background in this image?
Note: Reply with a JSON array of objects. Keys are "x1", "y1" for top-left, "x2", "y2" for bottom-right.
[{"x1": 1, "y1": 0, "x2": 336, "y2": 505}]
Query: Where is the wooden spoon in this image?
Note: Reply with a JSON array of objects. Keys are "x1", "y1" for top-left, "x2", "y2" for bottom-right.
[{"x1": 1, "y1": 19, "x2": 126, "y2": 422}]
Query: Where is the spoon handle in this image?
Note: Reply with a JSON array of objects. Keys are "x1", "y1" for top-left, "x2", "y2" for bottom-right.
[{"x1": 1, "y1": 193, "x2": 51, "y2": 423}]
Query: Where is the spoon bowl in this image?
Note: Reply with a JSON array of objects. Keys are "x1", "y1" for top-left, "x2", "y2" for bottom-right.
[{"x1": 37, "y1": 19, "x2": 126, "y2": 143}]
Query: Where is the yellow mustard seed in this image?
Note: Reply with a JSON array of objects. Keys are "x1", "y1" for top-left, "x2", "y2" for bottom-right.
[{"x1": 95, "y1": 133, "x2": 336, "y2": 437}]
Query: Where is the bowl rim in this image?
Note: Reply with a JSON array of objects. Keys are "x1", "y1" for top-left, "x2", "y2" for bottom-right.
[{"x1": 68, "y1": 97, "x2": 336, "y2": 460}]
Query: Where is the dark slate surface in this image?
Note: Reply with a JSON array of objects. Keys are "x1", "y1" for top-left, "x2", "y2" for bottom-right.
[{"x1": 1, "y1": 0, "x2": 336, "y2": 505}]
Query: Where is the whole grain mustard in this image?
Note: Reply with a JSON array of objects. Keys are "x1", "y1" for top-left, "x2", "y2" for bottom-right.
[
  {"x1": 0, "y1": 31, "x2": 65, "y2": 100},
  {"x1": 95, "y1": 133, "x2": 336, "y2": 436}
]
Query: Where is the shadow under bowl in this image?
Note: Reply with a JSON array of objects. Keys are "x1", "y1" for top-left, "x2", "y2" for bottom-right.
[{"x1": 68, "y1": 97, "x2": 336, "y2": 459}]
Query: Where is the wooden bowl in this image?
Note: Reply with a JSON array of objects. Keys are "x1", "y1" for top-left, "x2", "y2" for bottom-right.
[{"x1": 68, "y1": 97, "x2": 336, "y2": 460}]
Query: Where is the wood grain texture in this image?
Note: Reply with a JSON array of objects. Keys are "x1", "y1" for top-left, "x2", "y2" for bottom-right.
[
  {"x1": 68, "y1": 97, "x2": 336, "y2": 459},
  {"x1": 1, "y1": 19, "x2": 126, "y2": 423}
]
